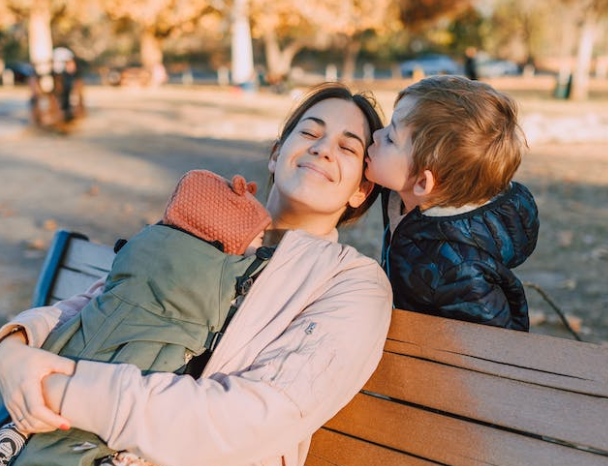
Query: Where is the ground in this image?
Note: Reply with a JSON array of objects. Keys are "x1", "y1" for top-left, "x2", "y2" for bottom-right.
[{"x1": 1, "y1": 82, "x2": 607, "y2": 344}]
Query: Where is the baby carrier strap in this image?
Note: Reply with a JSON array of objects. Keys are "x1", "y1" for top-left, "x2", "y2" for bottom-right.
[{"x1": 185, "y1": 245, "x2": 275, "y2": 378}]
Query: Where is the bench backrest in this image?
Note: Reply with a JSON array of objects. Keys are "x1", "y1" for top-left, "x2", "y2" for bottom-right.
[
  {"x1": 32, "y1": 231, "x2": 115, "y2": 307},
  {"x1": 33, "y1": 231, "x2": 608, "y2": 466}
]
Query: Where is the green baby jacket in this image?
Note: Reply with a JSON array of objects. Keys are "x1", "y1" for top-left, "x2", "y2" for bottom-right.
[{"x1": 13, "y1": 224, "x2": 266, "y2": 466}]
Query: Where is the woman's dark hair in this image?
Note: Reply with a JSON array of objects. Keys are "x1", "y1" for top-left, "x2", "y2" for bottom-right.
[{"x1": 270, "y1": 82, "x2": 384, "y2": 227}]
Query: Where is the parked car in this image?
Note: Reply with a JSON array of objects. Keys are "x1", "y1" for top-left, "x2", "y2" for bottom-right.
[
  {"x1": 104, "y1": 66, "x2": 151, "y2": 87},
  {"x1": 476, "y1": 58, "x2": 520, "y2": 78},
  {"x1": 400, "y1": 54, "x2": 462, "y2": 77},
  {"x1": 475, "y1": 54, "x2": 520, "y2": 78},
  {"x1": 1, "y1": 62, "x2": 35, "y2": 84}
]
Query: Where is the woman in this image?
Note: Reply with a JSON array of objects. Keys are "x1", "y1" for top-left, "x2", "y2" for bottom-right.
[{"x1": 0, "y1": 83, "x2": 392, "y2": 466}]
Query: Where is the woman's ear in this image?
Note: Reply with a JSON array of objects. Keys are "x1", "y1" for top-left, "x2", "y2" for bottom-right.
[
  {"x1": 413, "y1": 169, "x2": 435, "y2": 197},
  {"x1": 347, "y1": 180, "x2": 374, "y2": 209},
  {"x1": 268, "y1": 143, "x2": 280, "y2": 173}
]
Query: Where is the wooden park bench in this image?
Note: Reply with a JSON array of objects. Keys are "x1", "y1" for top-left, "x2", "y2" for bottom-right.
[{"x1": 23, "y1": 230, "x2": 608, "y2": 465}]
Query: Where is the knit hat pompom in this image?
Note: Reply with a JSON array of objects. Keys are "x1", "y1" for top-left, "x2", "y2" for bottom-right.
[{"x1": 163, "y1": 170, "x2": 271, "y2": 255}]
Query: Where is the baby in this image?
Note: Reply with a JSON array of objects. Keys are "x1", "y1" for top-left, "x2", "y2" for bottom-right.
[{"x1": 0, "y1": 170, "x2": 272, "y2": 466}]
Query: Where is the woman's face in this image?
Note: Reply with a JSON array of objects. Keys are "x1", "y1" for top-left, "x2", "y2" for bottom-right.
[{"x1": 269, "y1": 98, "x2": 371, "y2": 221}]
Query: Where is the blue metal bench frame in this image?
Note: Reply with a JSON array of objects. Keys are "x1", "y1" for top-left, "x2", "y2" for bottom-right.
[{"x1": 31, "y1": 230, "x2": 89, "y2": 308}]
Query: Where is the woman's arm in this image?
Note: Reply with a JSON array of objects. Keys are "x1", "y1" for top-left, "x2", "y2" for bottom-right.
[
  {"x1": 0, "y1": 278, "x2": 105, "y2": 347},
  {"x1": 0, "y1": 278, "x2": 105, "y2": 433},
  {"x1": 58, "y1": 263, "x2": 392, "y2": 466}
]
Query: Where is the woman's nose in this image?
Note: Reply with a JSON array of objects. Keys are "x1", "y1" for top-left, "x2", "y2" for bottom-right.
[{"x1": 310, "y1": 138, "x2": 332, "y2": 159}]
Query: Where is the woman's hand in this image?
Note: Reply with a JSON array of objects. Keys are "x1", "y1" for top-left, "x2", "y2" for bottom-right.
[{"x1": 0, "y1": 332, "x2": 75, "y2": 434}]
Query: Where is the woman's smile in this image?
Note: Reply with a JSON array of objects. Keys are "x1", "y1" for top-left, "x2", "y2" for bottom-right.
[{"x1": 297, "y1": 162, "x2": 334, "y2": 182}]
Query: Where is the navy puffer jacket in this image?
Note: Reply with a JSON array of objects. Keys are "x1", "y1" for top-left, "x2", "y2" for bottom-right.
[{"x1": 382, "y1": 182, "x2": 539, "y2": 331}]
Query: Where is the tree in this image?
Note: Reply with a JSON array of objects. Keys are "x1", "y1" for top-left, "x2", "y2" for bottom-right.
[
  {"x1": 0, "y1": 2, "x2": 19, "y2": 62},
  {"x1": 396, "y1": 0, "x2": 475, "y2": 61},
  {"x1": 249, "y1": 0, "x2": 317, "y2": 83},
  {"x1": 567, "y1": 0, "x2": 608, "y2": 100},
  {"x1": 397, "y1": 0, "x2": 472, "y2": 32},
  {"x1": 3, "y1": 0, "x2": 62, "y2": 76},
  {"x1": 1, "y1": 0, "x2": 102, "y2": 71},
  {"x1": 101, "y1": 0, "x2": 218, "y2": 83},
  {"x1": 486, "y1": 0, "x2": 608, "y2": 99},
  {"x1": 295, "y1": 0, "x2": 398, "y2": 82},
  {"x1": 51, "y1": 0, "x2": 113, "y2": 65},
  {"x1": 0, "y1": 2, "x2": 18, "y2": 29},
  {"x1": 250, "y1": 0, "x2": 402, "y2": 83},
  {"x1": 231, "y1": 0, "x2": 254, "y2": 85},
  {"x1": 476, "y1": 0, "x2": 555, "y2": 64}
]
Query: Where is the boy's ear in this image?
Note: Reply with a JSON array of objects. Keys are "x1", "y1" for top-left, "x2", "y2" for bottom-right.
[
  {"x1": 348, "y1": 180, "x2": 374, "y2": 208},
  {"x1": 413, "y1": 169, "x2": 435, "y2": 197}
]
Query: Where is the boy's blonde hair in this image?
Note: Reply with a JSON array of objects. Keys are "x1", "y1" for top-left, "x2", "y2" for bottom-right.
[{"x1": 397, "y1": 75, "x2": 527, "y2": 207}]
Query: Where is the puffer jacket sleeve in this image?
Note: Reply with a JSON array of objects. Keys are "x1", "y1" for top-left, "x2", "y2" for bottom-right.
[
  {"x1": 0, "y1": 278, "x2": 105, "y2": 347},
  {"x1": 60, "y1": 263, "x2": 393, "y2": 466},
  {"x1": 431, "y1": 261, "x2": 527, "y2": 330}
]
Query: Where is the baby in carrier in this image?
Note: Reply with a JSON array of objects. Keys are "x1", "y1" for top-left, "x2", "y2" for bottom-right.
[{"x1": 0, "y1": 170, "x2": 272, "y2": 466}]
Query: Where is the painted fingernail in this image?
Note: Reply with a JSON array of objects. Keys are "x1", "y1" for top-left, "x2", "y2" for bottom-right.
[{"x1": 60, "y1": 424, "x2": 70, "y2": 431}]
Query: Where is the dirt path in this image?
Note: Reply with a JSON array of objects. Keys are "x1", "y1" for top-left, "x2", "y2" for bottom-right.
[{"x1": 1, "y1": 85, "x2": 607, "y2": 343}]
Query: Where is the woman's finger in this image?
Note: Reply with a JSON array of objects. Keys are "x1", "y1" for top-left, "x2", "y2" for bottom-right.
[
  {"x1": 23, "y1": 376, "x2": 71, "y2": 431},
  {"x1": 25, "y1": 400, "x2": 70, "y2": 432},
  {"x1": 10, "y1": 412, "x2": 26, "y2": 431},
  {"x1": 7, "y1": 395, "x2": 59, "y2": 434}
]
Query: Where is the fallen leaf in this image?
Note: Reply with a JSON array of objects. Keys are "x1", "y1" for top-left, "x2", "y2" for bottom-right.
[
  {"x1": 25, "y1": 238, "x2": 46, "y2": 250},
  {"x1": 86, "y1": 184, "x2": 100, "y2": 196},
  {"x1": 43, "y1": 219, "x2": 58, "y2": 231}
]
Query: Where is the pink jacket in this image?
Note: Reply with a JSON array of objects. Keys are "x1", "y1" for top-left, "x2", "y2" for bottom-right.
[{"x1": 2, "y1": 230, "x2": 392, "y2": 466}]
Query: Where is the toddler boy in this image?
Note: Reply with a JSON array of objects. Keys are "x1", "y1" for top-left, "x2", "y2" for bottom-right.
[{"x1": 365, "y1": 75, "x2": 539, "y2": 330}]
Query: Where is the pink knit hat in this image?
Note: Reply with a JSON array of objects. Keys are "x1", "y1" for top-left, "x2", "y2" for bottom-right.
[{"x1": 163, "y1": 170, "x2": 272, "y2": 255}]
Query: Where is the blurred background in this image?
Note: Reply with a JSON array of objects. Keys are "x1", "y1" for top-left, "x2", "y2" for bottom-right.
[
  {"x1": 1, "y1": 0, "x2": 608, "y2": 95},
  {"x1": 1, "y1": 0, "x2": 607, "y2": 343}
]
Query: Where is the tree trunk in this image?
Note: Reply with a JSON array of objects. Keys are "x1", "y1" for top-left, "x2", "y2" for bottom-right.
[
  {"x1": 28, "y1": 0, "x2": 53, "y2": 76},
  {"x1": 141, "y1": 29, "x2": 163, "y2": 69},
  {"x1": 570, "y1": 14, "x2": 597, "y2": 101},
  {"x1": 263, "y1": 30, "x2": 304, "y2": 83},
  {"x1": 231, "y1": 0, "x2": 255, "y2": 86},
  {"x1": 342, "y1": 37, "x2": 361, "y2": 83},
  {"x1": 141, "y1": 28, "x2": 165, "y2": 86}
]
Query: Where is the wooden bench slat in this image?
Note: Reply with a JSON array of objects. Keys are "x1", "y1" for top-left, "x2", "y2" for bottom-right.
[
  {"x1": 62, "y1": 237, "x2": 115, "y2": 274},
  {"x1": 324, "y1": 393, "x2": 608, "y2": 466},
  {"x1": 384, "y1": 338, "x2": 608, "y2": 398},
  {"x1": 388, "y1": 309, "x2": 608, "y2": 388},
  {"x1": 308, "y1": 429, "x2": 438, "y2": 466},
  {"x1": 364, "y1": 351, "x2": 608, "y2": 451},
  {"x1": 50, "y1": 268, "x2": 105, "y2": 301}
]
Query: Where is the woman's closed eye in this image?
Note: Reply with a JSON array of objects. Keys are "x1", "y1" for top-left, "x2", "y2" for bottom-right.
[
  {"x1": 339, "y1": 144, "x2": 357, "y2": 154},
  {"x1": 300, "y1": 129, "x2": 319, "y2": 138},
  {"x1": 385, "y1": 133, "x2": 393, "y2": 144}
]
